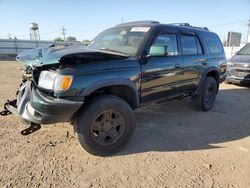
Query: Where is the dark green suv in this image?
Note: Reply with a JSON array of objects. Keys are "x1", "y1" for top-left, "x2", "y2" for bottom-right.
[{"x1": 2, "y1": 21, "x2": 227, "y2": 156}]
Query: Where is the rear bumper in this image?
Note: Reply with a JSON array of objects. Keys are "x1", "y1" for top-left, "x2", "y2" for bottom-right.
[{"x1": 7, "y1": 81, "x2": 83, "y2": 124}]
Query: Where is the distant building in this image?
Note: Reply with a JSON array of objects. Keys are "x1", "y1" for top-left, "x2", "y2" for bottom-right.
[{"x1": 226, "y1": 32, "x2": 242, "y2": 47}]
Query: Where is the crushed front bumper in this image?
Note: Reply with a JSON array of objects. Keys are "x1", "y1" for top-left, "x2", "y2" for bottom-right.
[{"x1": 3, "y1": 81, "x2": 83, "y2": 125}]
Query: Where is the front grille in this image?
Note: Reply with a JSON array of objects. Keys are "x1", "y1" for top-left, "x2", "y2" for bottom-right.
[
  {"x1": 231, "y1": 69, "x2": 250, "y2": 78},
  {"x1": 233, "y1": 63, "x2": 250, "y2": 68},
  {"x1": 236, "y1": 69, "x2": 250, "y2": 73}
]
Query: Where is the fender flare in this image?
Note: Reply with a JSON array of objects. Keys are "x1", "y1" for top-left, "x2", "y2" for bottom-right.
[
  {"x1": 194, "y1": 67, "x2": 220, "y2": 95},
  {"x1": 81, "y1": 78, "x2": 140, "y2": 107}
]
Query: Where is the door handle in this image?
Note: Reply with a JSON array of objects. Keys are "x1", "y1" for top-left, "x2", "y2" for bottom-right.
[
  {"x1": 193, "y1": 58, "x2": 206, "y2": 63},
  {"x1": 193, "y1": 58, "x2": 207, "y2": 65},
  {"x1": 175, "y1": 64, "x2": 180, "y2": 69}
]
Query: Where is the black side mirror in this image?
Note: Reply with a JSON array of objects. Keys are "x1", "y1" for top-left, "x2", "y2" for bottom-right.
[{"x1": 139, "y1": 50, "x2": 150, "y2": 64}]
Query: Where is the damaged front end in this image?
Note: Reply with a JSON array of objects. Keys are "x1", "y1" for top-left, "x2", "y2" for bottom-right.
[
  {"x1": 1, "y1": 64, "x2": 33, "y2": 119},
  {"x1": 0, "y1": 45, "x2": 81, "y2": 134},
  {"x1": 1, "y1": 66, "x2": 42, "y2": 135},
  {"x1": 1, "y1": 62, "x2": 83, "y2": 135},
  {"x1": 1, "y1": 44, "x2": 128, "y2": 135}
]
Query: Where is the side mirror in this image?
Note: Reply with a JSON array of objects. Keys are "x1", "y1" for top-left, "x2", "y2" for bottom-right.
[
  {"x1": 234, "y1": 51, "x2": 238, "y2": 55},
  {"x1": 149, "y1": 45, "x2": 166, "y2": 57}
]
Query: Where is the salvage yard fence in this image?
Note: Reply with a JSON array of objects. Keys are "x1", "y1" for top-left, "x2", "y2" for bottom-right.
[{"x1": 0, "y1": 39, "x2": 81, "y2": 60}]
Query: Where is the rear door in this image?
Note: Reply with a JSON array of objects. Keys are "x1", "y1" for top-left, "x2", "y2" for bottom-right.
[
  {"x1": 180, "y1": 31, "x2": 207, "y2": 90},
  {"x1": 140, "y1": 29, "x2": 184, "y2": 103},
  {"x1": 200, "y1": 32, "x2": 226, "y2": 79}
]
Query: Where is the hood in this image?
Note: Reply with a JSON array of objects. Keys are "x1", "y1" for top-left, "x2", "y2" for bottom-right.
[
  {"x1": 16, "y1": 44, "x2": 129, "y2": 67},
  {"x1": 229, "y1": 54, "x2": 250, "y2": 64}
]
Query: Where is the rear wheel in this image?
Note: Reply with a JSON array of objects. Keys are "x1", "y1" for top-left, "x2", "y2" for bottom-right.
[
  {"x1": 74, "y1": 95, "x2": 135, "y2": 156},
  {"x1": 192, "y1": 77, "x2": 218, "y2": 111}
]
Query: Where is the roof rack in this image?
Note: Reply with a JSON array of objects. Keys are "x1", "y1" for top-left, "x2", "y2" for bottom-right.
[
  {"x1": 116, "y1": 20, "x2": 160, "y2": 27},
  {"x1": 170, "y1": 23, "x2": 209, "y2": 31},
  {"x1": 170, "y1": 23, "x2": 190, "y2": 26}
]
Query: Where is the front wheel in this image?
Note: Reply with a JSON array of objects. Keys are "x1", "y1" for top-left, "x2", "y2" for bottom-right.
[
  {"x1": 192, "y1": 77, "x2": 218, "y2": 111},
  {"x1": 74, "y1": 95, "x2": 135, "y2": 156}
]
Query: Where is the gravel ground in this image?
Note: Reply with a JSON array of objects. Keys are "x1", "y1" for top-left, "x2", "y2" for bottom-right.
[{"x1": 0, "y1": 61, "x2": 250, "y2": 188}]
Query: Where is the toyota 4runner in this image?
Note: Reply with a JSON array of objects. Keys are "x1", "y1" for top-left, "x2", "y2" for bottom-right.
[{"x1": 1, "y1": 21, "x2": 227, "y2": 156}]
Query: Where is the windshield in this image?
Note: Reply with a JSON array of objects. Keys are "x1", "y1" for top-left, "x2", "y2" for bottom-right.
[
  {"x1": 237, "y1": 43, "x2": 250, "y2": 55},
  {"x1": 87, "y1": 26, "x2": 151, "y2": 56}
]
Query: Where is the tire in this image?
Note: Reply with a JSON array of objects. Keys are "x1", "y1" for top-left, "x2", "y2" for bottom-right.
[
  {"x1": 74, "y1": 94, "x2": 136, "y2": 156},
  {"x1": 192, "y1": 77, "x2": 218, "y2": 111}
]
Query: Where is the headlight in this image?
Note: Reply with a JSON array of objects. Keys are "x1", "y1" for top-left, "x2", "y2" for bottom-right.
[
  {"x1": 38, "y1": 71, "x2": 73, "y2": 92},
  {"x1": 227, "y1": 62, "x2": 234, "y2": 67}
]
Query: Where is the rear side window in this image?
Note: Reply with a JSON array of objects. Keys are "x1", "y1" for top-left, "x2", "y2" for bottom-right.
[
  {"x1": 181, "y1": 35, "x2": 202, "y2": 55},
  {"x1": 202, "y1": 33, "x2": 223, "y2": 54}
]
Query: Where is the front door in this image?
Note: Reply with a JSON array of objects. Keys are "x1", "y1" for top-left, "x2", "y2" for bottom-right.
[{"x1": 140, "y1": 31, "x2": 183, "y2": 103}]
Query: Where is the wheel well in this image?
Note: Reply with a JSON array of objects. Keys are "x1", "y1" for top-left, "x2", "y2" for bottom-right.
[
  {"x1": 206, "y1": 70, "x2": 219, "y2": 85},
  {"x1": 206, "y1": 70, "x2": 220, "y2": 92},
  {"x1": 194, "y1": 70, "x2": 220, "y2": 95},
  {"x1": 84, "y1": 85, "x2": 138, "y2": 109}
]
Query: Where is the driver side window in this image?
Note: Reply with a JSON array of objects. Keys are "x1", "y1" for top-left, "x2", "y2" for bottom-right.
[{"x1": 149, "y1": 33, "x2": 178, "y2": 56}]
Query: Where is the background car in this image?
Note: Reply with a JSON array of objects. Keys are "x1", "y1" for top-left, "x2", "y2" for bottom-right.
[{"x1": 226, "y1": 43, "x2": 250, "y2": 84}]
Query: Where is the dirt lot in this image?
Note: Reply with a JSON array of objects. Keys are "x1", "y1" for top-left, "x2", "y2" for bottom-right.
[{"x1": 0, "y1": 61, "x2": 249, "y2": 188}]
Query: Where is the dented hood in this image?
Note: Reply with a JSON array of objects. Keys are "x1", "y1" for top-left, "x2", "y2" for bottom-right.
[{"x1": 16, "y1": 44, "x2": 128, "y2": 67}]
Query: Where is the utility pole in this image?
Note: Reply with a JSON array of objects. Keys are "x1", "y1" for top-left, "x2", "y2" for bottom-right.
[
  {"x1": 247, "y1": 20, "x2": 250, "y2": 43},
  {"x1": 8, "y1": 34, "x2": 11, "y2": 39},
  {"x1": 121, "y1": 18, "x2": 124, "y2": 24},
  {"x1": 61, "y1": 26, "x2": 66, "y2": 41}
]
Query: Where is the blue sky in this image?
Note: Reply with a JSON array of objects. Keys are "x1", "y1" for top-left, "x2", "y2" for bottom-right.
[{"x1": 0, "y1": 0, "x2": 249, "y2": 42}]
